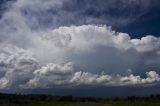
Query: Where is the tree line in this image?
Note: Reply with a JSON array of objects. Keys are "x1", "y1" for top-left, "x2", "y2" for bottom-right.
[{"x1": 0, "y1": 92, "x2": 160, "y2": 103}]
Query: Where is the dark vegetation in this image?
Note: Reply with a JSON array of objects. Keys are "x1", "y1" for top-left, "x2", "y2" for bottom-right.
[
  {"x1": 0, "y1": 93, "x2": 160, "y2": 106},
  {"x1": 103, "y1": 95, "x2": 160, "y2": 106}
]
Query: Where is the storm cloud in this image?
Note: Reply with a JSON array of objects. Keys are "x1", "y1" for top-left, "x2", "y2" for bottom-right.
[
  {"x1": 0, "y1": 25, "x2": 160, "y2": 89},
  {"x1": 0, "y1": 0, "x2": 159, "y2": 96}
]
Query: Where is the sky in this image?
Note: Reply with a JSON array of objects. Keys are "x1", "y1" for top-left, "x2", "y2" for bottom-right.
[{"x1": 0, "y1": 0, "x2": 160, "y2": 97}]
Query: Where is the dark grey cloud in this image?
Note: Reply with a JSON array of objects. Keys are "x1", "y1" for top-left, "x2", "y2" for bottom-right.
[
  {"x1": 0, "y1": 0, "x2": 159, "y2": 38},
  {"x1": 1, "y1": 0, "x2": 157, "y2": 30}
]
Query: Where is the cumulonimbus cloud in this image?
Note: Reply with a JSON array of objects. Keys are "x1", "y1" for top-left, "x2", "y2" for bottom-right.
[
  {"x1": 1, "y1": 44, "x2": 158, "y2": 89},
  {"x1": 0, "y1": 0, "x2": 160, "y2": 90}
]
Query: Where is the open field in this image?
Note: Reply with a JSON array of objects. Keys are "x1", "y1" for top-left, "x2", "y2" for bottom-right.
[{"x1": 0, "y1": 93, "x2": 160, "y2": 106}]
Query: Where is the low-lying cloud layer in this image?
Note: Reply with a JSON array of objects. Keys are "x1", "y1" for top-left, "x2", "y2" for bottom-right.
[
  {"x1": 0, "y1": 0, "x2": 159, "y2": 93},
  {"x1": 26, "y1": 62, "x2": 160, "y2": 88}
]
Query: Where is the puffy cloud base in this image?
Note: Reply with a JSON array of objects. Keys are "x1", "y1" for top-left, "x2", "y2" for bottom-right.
[{"x1": 25, "y1": 62, "x2": 160, "y2": 88}]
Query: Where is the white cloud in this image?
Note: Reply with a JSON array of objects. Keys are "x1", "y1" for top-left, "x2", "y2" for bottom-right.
[
  {"x1": 131, "y1": 36, "x2": 160, "y2": 52},
  {"x1": 44, "y1": 25, "x2": 160, "y2": 53},
  {"x1": 41, "y1": 25, "x2": 160, "y2": 75},
  {"x1": 0, "y1": 24, "x2": 160, "y2": 89},
  {"x1": 0, "y1": 0, "x2": 159, "y2": 90},
  {"x1": 0, "y1": 44, "x2": 38, "y2": 89},
  {"x1": 70, "y1": 71, "x2": 112, "y2": 86},
  {"x1": 145, "y1": 71, "x2": 160, "y2": 83},
  {"x1": 0, "y1": 43, "x2": 159, "y2": 89},
  {"x1": 24, "y1": 62, "x2": 160, "y2": 88},
  {"x1": 119, "y1": 71, "x2": 160, "y2": 86},
  {"x1": 0, "y1": 78, "x2": 9, "y2": 89},
  {"x1": 25, "y1": 62, "x2": 74, "y2": 88}
]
